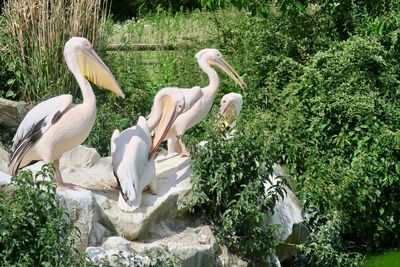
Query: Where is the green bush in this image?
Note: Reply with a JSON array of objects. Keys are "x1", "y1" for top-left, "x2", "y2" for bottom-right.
[
  {"x1": 0, "y1": 165, "x2": 94, "y2": 266},
  {"x1": 186, "y1": 112, "x2": 286, "y2": 265}
]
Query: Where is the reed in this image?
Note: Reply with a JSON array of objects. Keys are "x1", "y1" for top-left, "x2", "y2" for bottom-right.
[{"x1": 2, "y1": 0, "x2": 109, "y2": 101}]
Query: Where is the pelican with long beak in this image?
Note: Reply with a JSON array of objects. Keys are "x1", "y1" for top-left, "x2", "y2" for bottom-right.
[
  {"x1": 8, "y1": 37, "x2": 124, "y2": 188},
  {"x1": 111, "y1": 87, "x2": 201, "y2": 212},
  {"x1": 217, "y1": 92, "x2": 243, "y2": 129},
  {"x1": 166, "y1": 48, "x2": 247, "y2": 155}
]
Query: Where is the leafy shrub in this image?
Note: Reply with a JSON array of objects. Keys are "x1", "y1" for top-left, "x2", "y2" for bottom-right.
[
  {"x1": 0, "y1": 165, "x2": 94, "y2": 266},
  {"x1": 263, "y1": 36, "x2": 400, "y2": 265},
  {"x1": 186, "y1": 112, "x2": 286, "y2": 265}
]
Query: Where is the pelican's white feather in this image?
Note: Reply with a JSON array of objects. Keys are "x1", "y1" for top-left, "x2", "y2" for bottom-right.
[
  {"x1": 111, "y1": 116, "x2": 151, "y2": 211},
  {"x1": 12, "y1": 94, "x2": 73, "y2": 152}
]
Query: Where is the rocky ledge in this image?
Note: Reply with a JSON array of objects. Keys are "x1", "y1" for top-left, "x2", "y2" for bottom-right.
[{"x1": 0, "y1": 145, "x2": 308, "y2": 266}]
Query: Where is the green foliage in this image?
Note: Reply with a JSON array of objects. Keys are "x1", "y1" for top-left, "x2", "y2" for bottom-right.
[
  {"x1": 110, "y1": 0, "x2": 201, "y2": 20},
  {"x1": 186, "y1": 113, "x2": 286, "y2": 265},
  {"x1": 0, "y1": 165, "x2": 94, "y2": 266}
]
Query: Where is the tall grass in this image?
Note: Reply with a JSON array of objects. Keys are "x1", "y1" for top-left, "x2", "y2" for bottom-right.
[{"x1": 2, "y1": 0, "x2": 109, "y2": 101}]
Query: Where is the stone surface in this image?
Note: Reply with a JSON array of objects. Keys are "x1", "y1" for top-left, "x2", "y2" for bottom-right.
[
  {"x1": 132, "y1": 219, "x2": 219, "y2": 267},
  {"x1": 0, "y1": 98, "x2": 30, "y2": 126},
  {"x1": 0, "y1": 147, "x2": 10, "y2": 186},
  {"x1": 0, "y1": 171, "x2": 11, "y2": 186},
  {"x1": 0, "y1": 146, "x2": 9, "y2": 173},
  {"x1": 93, "y1": 153, "x2": 192, "y2": 240},
  {"x1": 57, "y1": 188, "x2": 99, "y2": 250},
  {"x1": 217, "y1": 245, "x2": 248, "y2": 267},
  {"x1": 86, "y1": 246, "x2": 150, "y2": 266},
  {"x1": 26, "y1": 146, "x2": 193, "y2": 241},
  {"x1": 102, "y1": 236, "x2": 132, "y2": 251},
  {"x1": 265, "y1": 164, "x2": 309, "y2": 263}
]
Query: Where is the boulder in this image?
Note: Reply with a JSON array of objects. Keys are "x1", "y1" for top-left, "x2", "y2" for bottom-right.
[
  {"x1": 217, "y1": 245, "x2": 248, "y2": 267},
  {"x1": 93, "y1": 153, "x2": 192, "y2": 240},
  {"x1": 86, "y1": 246, "x2": 150, "y2": 266},
  {"x1": 0, "y1": 146, "x2": 9, "y2": 173},
  {"x1": 132, "y1": 219, "x2": 219, "y2": 267},
  {"x1": 57, "y1": 188, "x2": 102, "y2": 250},
  {"x1": 0, "y1": 171, "x2": 11, "y2": 186},
  {"x1": 265, "y1": 164, "x2": 309, "y2": 263},
  {"x1": 86, "y1": 236, "x2": 150, "y2": 266},
  {"x1": 0, "y1": 98, "x2": 30, "y2": 127}
]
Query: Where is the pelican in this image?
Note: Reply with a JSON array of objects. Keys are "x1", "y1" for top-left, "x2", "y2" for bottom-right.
[
  {"x1": 166, "y1": 48, "x2": 247, "y2": 155},
  {"x1": 218, "y1": 92, "x2": 243, "y2": 129},
  {"x1": 111, "y1": 87, "x2": 201, "y2": 212},
  {"x1": 8, "y1": 37, "x2": 124, "y2": 188}
]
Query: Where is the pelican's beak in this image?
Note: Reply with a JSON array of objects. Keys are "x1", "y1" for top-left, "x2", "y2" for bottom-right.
[
  {"x1": 148, "y1": 96, "x2": 179, "y2": 159},
  {"x1": 77, "y1": 48, "x2": 125, "y2": 98},
  {"x1": 214, "y1": 57, "x2": 247, "y2": 90},
  {"x1": 215, "y1": 102, "x2": 229, "y2": 123}
]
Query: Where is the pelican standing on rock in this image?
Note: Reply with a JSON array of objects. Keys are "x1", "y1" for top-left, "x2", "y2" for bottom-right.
[
  {"x1": 166, "y1": 49, "x2": 247, "y2": 155},
  {"x1": 218, "y1": 92, "x2": 243, "y2": 129},
  {"x1": 8, "y1": 37, "x2": 125, "y2": 188},
  {"x1": 111, "y1": 87, "x2": 201, "y2": 212}
]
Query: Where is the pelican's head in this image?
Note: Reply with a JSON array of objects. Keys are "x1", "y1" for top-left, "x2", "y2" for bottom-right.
[
  {"x1": 195, "y1": 48, "x2": 247, "y2": 90},
  {"x1": 148, "y1": 87, "x2": 188, "y2": 159},
  {"x1": 64, "y1": 37, "x2": 125, "y2": 98},
  {"x1": 217, "y1": 92, "x2": 243, "y2": 129},
  {"x1": 219, "y1": 92, "x2": 243, "y2": 115}
]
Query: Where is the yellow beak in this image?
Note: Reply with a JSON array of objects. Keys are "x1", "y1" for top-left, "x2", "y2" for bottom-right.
[
  {"x1": 77, "y1": 48, "x2": 125, "y2": 98},
  {"x1": 148, "y1": 96, "x2": 179, "y2": 159},
  {"x1": 214, "y1": 57, "x2": 247, "y2": 90}
]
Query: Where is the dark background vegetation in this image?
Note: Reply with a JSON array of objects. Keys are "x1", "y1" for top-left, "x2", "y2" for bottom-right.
[{"x1": 1, "y1": 0, "x2": 400, "y2": 266}]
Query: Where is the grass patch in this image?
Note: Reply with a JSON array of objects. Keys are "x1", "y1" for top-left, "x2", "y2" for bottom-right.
[{"x1": 363, "y1": 250, "x2": 400, "y2": 267}]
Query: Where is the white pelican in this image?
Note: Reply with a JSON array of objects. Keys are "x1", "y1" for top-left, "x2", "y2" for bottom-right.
[
  {"x1": 218, "y1": 92, "x2": 243, "y2": 129},
  {"x1": 111, "y1": 87, "x2": 201, "y2": 212},
  {"x1": 166, "y1": 48, "x2": 247, "y2": 155},
  {"x1": 8, "y1": 37, "x2": 125, "y2": 188}
]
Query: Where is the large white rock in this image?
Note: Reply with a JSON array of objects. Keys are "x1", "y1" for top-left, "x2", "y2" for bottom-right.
[
  {"x1": 0, "y1": 146, "x2": 9, "y2": 173},
  {"x1": 86, "y1": 246, "x2": 150, "y2": 266},
  {"x1": 265, "y1": 164, "x2": 309, "y2": 263},
  {"x1": 86, "y1": 236, "x2": 150, "y2": 266},
  {"x1": 132, "y1": 219, "x2": 219, "y2": 267},
  {"x1": 0, "y1": 171, "x2": 11, "y2": 186},
  {"x1": 93, "y1": 153, "x2": 192, "y2": 240},
  {"x1": 57, "y1": 188, "x2": 101, "y2": 250},
  {"x1": 0, "y1": 147, "x2": 10, "y2": 186},
  {"x1": 23, "y1": 146, "x2": 194, "y2": 243}
]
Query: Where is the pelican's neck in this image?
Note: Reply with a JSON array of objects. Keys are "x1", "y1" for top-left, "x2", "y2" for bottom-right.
[
  {"x1": 198, "y1": 57, "x2": 219, "y2": 97},
  {"x1": 66, "y1": 54, "x2": 96, "y2": 107}
]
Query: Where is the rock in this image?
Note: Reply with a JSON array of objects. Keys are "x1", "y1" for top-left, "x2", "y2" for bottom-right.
[
  {"x1": 57, "y1": 188, "x2": 100, "y2": 250},
  {"x1": 87, "y1": 236, "x2": 150, "y2": 266},
  {"x1": 0, "y1": 146, "x2": 9, "y2": 173},
  {"x1": 86, "y1": 246, "x2": 150, "y2": 266},
  {"x1": 23, "y1": 146, "x2": 194, "y2": 242},
  {"x1": 93, "y1": 153, "x2": 192, "y2": 240},
  {"x1": 264, "y1": 165, "x2": 309, "y2": 263},
  {"x1": 102, "y1": 236, "x2": 132, "y2": 251},
  {"x1": 217, "y1": 245, "x2": 248, "y2": 267},
  {"x1": 25, "y1": 145, "x2": 115, "y2": 190},
  {"x1": 0, "y1": 98, "x2": 30, "y2": 127},
  {"x1": 132, "y1": 219, "x2": 219, "y2": 267},
  {"x1": 0, "y1": 171, "x2": 11, "y2": 186}
]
